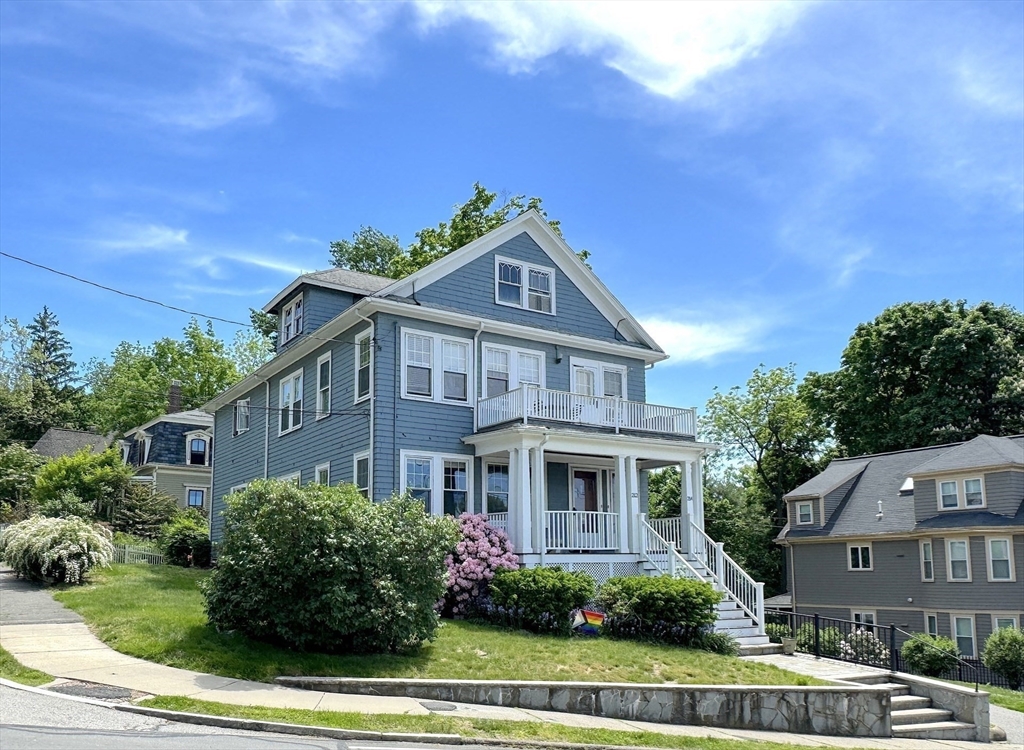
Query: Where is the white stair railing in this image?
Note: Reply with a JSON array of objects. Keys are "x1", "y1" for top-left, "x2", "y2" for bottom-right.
[
  {"x1": 689, "y1": 521, "x2": 764, "y2": 634},
  {"x1": 639, "y1": 516, "x2": 706, "y2": 583}
]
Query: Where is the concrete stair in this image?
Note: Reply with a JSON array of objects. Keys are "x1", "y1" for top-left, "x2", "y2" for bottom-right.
[{"x1": 847, "y1": 676, "x2": 979, "y2": 741}]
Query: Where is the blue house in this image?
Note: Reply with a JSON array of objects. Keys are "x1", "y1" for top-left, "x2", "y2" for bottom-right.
[{"x1": 204, "y1": 211, "x2": 769, "y2": 646}]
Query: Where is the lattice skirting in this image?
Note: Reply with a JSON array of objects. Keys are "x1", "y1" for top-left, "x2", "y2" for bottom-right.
[{"x1": 535, "y1": 559, "x2": 642, "y2": 584}]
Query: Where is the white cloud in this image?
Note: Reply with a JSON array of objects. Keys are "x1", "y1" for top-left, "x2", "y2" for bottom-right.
[
  {"x1": 95, "y1": 223, "x2": 189, "y2": 250},
  {"x1": 143, "y1": 73, "x2": 273, "y2": 131},
  {"x1": 413, "y1": 0, "x2": 810, "y2": 99},
  {"x1": 280, "y1": 231, "x2": 324, "y2": 245},
  {"x1": 639, "y1": 313, "x2": 768, "y2": 364}
]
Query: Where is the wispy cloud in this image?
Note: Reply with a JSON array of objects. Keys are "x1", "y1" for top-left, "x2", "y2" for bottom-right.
[
  {"x1": 640, "y1": 311, "x2": 770, "y2": 364},
  {"x1": 280, "y1": 231, "x2": 324, "y2": 245},
  {"x1": 95, "y1": 223, "x2": 189, "y2": 251},
  {"x1": 413, "y1": 1, "x2": 810, "y2": 99},
  {"x1": 143, "y1": 73, "x2": 273, "y2": 131}
]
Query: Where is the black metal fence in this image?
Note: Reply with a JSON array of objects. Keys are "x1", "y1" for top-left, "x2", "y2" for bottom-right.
[{"x1": 764, "y1": 609, "x2": 1019, "y2": 692}]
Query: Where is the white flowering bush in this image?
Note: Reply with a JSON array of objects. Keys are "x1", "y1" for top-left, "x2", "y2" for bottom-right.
[
  {"x1": 443, "y1": 513, "x2": 519, "y2": 617},
  {"x1": 0, "y1": 515, "x2": 113, "y2": 585},
  {"x1": 840, "y1": 628, "x2": 890, "y2": 667}
]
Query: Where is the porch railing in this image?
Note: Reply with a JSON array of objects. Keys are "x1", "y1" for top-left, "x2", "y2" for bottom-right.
[
  {"x1": 639, "y1": 518, "x2": 707, "y2": 582},
  {"x1": 545, "y1": 510, "x2": 618, "y2": 551},
  {"x1": 477, "y1": 385, "x2": 696, "y2": 436},
  {"x1": 485, "y1": 512, "x2": 508, "y2": 534}
]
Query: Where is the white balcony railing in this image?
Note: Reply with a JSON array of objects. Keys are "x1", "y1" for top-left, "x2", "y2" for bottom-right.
[
  {"x1": 477, "y1": 385, "x2": 696, "y2": 436},
  {"x1": 545, "y1": 510, "x2": 619, "y2": 551}
]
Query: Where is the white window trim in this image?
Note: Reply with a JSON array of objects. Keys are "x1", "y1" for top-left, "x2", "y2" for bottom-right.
[
  {"x1": 494, "y1": 255, "x2": 556, "y2": 315},
  {"x1": 796, "y1": 502, "x2": 814, "y2": 526},
  {"x1": 924, "y1": 612, "x2": 939, "y2": 638},
  {"x1": 399, "y1": 450, "x2": 474, "y2": 516},
  {"x1": 233, "y1": 398, "x2": 251, "y2": 436},
  {"x1": 278, "y1": 368, "x2": 304, "y2": 436},
  {"x1": 400, "y1": 328, "x2": 475, "y2": 407},
  {"x1": 281, "y1": 295, "x2": 304, "y2": 344},
  {"x1": 946, "y1": 537, "x2": 972, "y2": 582},
  {"x1": 481, "y1": 343, "x2": 547, "y2": 396},
  {"x1": 352, "y1": 450, "x2": 371, "y2": 498},
  {"x1": 847, "y1": 542, "x2": 873, "y2": 571},
  {"x1": 935, "y1": 476, "x2": 987, "y2": 511},
  {"x1": 920, "y1": 539, "x2": 935, "y2": 582},
  {"x1": 314, "y1": 462, "x2": 331, "y2": 485},
  {"x1": 142, "y1": 436, "x2": 151, "y2": 464},
  {"x1": 120, "y1": 441, "x2": 131, "y2": 464},
  {"x1": 993, "y1": 614, "x2": 1019, "y2": 631},
  {"x1": 569, "y1": 356, "x2": 628, "y2": 399},
  {"x1": 185, "y1": 486, "x2": 207, "y2": 507},
  {"x1": 354, "y1": 329, "x2": 372, "y2": 404},
  {"x1": 483, "y1": 460, "x2": 510, "y2": 515},
  {"x1": 229, "y1": 483, "x2": 247, "y2": 494},
  {"x1": 852, "y1": 610, "x2": 877, "y2": 628},
  {"x1": 184, "y1": 430, "x2": 211, "y2": 467},
  {"x1": 952, "y1": 615, "x2": 976, "y2": 657},
  {"x1": 316, "y1": 351, "x2": 332, "y2": 421},
  {"x1": 278, "y1": 471, "x2": 301, "y2": 486},
  {"x1": 985, "y1": 535, "x2": 1015, "y2": 583}
]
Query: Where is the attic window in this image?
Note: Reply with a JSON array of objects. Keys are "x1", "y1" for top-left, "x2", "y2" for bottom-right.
[
  {"x1": 281, "y1": 295, "x2": 303, "y2": 344},
  {"x1": 495, "y1": 256, "x2": 555, "y2": 314}
]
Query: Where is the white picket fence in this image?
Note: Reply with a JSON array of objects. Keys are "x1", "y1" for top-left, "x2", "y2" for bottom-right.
[{"x1": 113, "y1": 544, "x2": 164, "y2": 565}]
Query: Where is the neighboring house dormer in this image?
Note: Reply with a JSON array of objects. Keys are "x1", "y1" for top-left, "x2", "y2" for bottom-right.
[
  {"x1": 783, "y1": 460, "x2": 868, "y2": 530},
  {"x1": 907, "y1": 434, "x2": 1024, "y2": 523}
]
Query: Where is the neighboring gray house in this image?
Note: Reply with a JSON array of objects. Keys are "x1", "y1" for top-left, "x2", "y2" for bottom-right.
[
  {"x1": 121, "y1": 408, "x2": 213, "y2": 513},
  {"x1": 33, "y1": 428, "x2": 112, "y2": 458},
  {"x1": 779, "y1": 434, "x2": 1024, "y2": 656},
  {"x1": 204, "y1": 210, "x2": 770, "y2": 646}
]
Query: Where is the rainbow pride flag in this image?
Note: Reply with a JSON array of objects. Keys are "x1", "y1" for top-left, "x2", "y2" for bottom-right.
[{"x1": 572, "y1": 609, "x2": 605, "y2": 636}]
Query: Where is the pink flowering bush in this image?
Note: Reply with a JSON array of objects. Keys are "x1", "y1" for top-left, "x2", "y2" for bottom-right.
[{"x1": 443, "y1": 513, "x2": 519, "y2": 617}]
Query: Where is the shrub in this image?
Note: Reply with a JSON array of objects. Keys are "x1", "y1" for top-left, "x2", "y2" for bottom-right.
[
  {"x1": 794, "y1": 623, "x2": 843, "y2": 656},
  {"x1": 982, "y1": 626, "x2": 1024, "y2": 690},
  {"x1": 840, "y1": 628, "x2": 890, "y2": 667},
  {"x1": 159, "y1": 513, "x2": 211, "y2": 567},
  {"x1": 111, "y1": 531, "x2": 160, "y2": 551},
  {"x1": 38, "y1": 490, "x2": 93, "y2": 520},
  {"x1": 113, "y1": 484, "x2": 179, "y2": 540},
  {"x1": 597, "y1": 575, "x2": 721, "y2": 646},
  {"x1": 901, "y1": 634, "x2": 960, "y2": 677},
  {"x1": 0, "y1": 444, "x2": 45, "y2": 506},
  {"x1": 32, "y1": 448, "x2": 132, "y2": 521},
  {"x1": 443, "y1": 513, "x2": 518, "y2": 617},
  {"x1": 766, "y1": 622, "x2": 791, "y2": 643},
  {"x1": 201, "y1": 480, "x2": 460, "y2": 654},
  {"x1": 0, "y1": 515, "x2": 113, "y2": 584},
  {"x1": 692, "y1": 630, "x2": 740, "y2": 655},
  {"x1": 486, "y1": 567, "x2": 595, "y2": 635}
]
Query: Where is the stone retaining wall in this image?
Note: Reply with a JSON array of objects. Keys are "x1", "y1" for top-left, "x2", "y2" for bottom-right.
[
  {"x1": 276, "y1": 677, "x2": 892, "y2": 737},
  {"x1": 893, "y1": 673, "x2": 989, "y2": 742}
]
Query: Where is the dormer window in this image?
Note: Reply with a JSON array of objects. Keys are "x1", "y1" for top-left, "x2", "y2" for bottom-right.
[
  {"x1": 937, "y1": 477, "x2": 986, "y2": 510},
  {"x1": 495, "y1": 256, "x2": 555, "y2": 314},
  {"x1": 964, "y1": 478, "x2": 983, "y2": 506},
  {"x1": 281, "y1": 296, "x2": 303, "y2": 344},
  {"x1": 185, "y1": 433, "x2": 210, "y2": 466},
  {"x1": 796, "y1": 502, "x2": 813, "y2": 525},
  {"x1": 120, "y1": 441, "x2": 131, "y2": 464},
  {"x1": 940, "y1": 480, "x2": 958, "y2": 508}
]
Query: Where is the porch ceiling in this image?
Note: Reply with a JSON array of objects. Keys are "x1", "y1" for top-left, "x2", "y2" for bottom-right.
[{"x1": 462, "y1": 424, "x2": 715, "y2": 462}]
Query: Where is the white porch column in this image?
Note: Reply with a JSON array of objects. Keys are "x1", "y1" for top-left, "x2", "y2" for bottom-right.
[
  {"x1": 692, "y1": 457, "x2": 705, "y2": 531},
  {"x1": 678, "y1": 461, "x2": 691, "y2": 555},
  {"x1": 627, "y1": 455, "x2": 640, "y2": 553},
  {"x1": 517, "y1": 447, "x2": 533, "y2": 554},
  {"x1": 530, "y1": 447, "x2": 545, "y2": 557},
  {"x1": 616, "y1": 454, "x2": 629, "y2": 553},
  {"x1": 508, "y1": 448, "x2": 522, "y2": 552}
]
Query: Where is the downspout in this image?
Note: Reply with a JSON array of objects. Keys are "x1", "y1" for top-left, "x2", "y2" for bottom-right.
[
  {"x1": 472, "y1": 322, "x2": 485, "y2": 432},
  {"x1": 356, "y1": 309, "x2": 375, "y2": 500}
]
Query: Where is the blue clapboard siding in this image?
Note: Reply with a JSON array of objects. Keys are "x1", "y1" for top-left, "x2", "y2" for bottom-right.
[
  {"x1": 276, "y1": 287, "x2": 357, "y2": 354},
  {"x1": 415, "y1": 232, "x2": 629, "y2": 344}
]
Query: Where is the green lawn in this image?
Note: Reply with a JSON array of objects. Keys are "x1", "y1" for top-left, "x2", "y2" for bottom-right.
[
  {"x1": 0, "y1": 646, "x2": 52, "y2": 687},
  {"x1": 54, "y1": 564, "x2": 822, "y2": 686},
  {"x1": 141, "y1": 696, "x2": 841, "y2": 750},
  {"x1": 953, "y1": 681, "x2": 1024, "y2": 713}
]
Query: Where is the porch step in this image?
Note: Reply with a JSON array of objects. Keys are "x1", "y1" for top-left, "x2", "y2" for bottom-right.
[
  {"x1": 891, "y1": 721, "x2": 977, "y2": 740},
  {"x1": 737, "y1": 642, "x2": 781, "y2": 656},
  {"x1": 714, "y1": 607, "x2": 749, "y2": 621},
  {"x1": 866, "y1": 683, "x2": 911, "y2": 696},
  {"x1": 892, "y1": 708, "x2": 953, "y2": 726}
]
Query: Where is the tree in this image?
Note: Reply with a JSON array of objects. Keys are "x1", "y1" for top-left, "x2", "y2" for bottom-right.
[
  {"x1": 27, "y1": 306, "x2": 77, "y2": 391},
  {"x1": 32, "y1": 448, "x2": 133, "y2": 522},
  {"x1": 112, "y1": 483, "x2": 180, "y2": 540},
  {"x1": 248, "y1": 308, "x2": 278, "y2": 348},
  {"x1": 329, "y1": 183, "x2": 588, "y2": 280},
  {"x1": 230, "y1": 328, "x2": 274, "y2": 376},
  {"x1": 0, "y1": 444, "x2": 46, "y2": 510},
  {"x1": 84, "y1": 319, "x2": 240, "y2": 435},
  {"x1": 803, "y1": 301, "x2": 1024, "y2": 456}
]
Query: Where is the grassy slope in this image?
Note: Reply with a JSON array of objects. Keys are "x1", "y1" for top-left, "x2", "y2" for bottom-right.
[
  {"x1": 0, "y1": 646, "x2": 52, "y2": 687},
  {"x1": 952, "y1": 681, "x2": 1024, "y2": 713},
  {"x1": 142, "y1": 696, "x2": 840, "y2": 750},
  {"x1": 54, "y1": 564, "x2": 822, "y2": 686}
]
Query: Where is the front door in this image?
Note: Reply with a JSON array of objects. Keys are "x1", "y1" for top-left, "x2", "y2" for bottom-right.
[{"x1": 572, "y1": 470, "x2": 599, "y2": 511}]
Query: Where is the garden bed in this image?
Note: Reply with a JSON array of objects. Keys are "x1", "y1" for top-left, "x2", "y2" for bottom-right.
[{"x1": 53, "y1": 564, "x2": 824, "y2": 686}]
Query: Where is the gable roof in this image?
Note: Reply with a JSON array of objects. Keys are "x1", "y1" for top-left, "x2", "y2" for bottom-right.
[
  {"x1": 908, "y1": 434, "x2": 1024, "y2": 476},
  {"x1": 784, "y1": 460, "x2": 869, "y2": 500},
  {"x1": 264, "y1": 267, "x2": 393, "y2": 313},
  {"x1": 33, "y1": 428, "x2": 112, "y2": 458},
  {"x1": 375, "y1": 211, "x2": 665, "y2": 354}
]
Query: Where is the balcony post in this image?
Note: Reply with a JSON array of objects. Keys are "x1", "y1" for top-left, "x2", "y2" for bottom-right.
[
  {"x1": 715, "y1": 541, "x2": 726, "y2": 592},
  {"x1": 531, "y1": 446, "x2": 545, "y2": 558},
  {"x1": 678, "y1": 461, "x2": 691, "y2": 555},
  {"x1": 627, "y1": 456, "x2": 640, "y2": 553},
  {"x1": 692, "y1": 458, "x2": 705, "y2": 532},
  {"x1": 616, "y1": 454, "x2": 629, "y2": 553}
]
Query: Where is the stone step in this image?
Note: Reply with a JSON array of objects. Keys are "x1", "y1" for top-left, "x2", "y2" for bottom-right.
[
  {"x1": 737, "y1": 642, "x2": 781, "y2": 656},
  {"x1": 868, "y1": 683, "x2": 911, "y2": 696},
  {"x1": 891, "y1": 695, "x2": 932, "y2": 711},
  {"x1": 892, "y1": 708, "x2": 952, "y2": 726},
  {"x1": 892, "y1": 721, "x2": 977, "y2": 740}
]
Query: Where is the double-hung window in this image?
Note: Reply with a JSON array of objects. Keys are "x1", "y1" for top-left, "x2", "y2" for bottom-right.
[
  {"x1": 279, "y1": 369, "x2": 303, "y2": 434},
  {"x1": 987, "y1": 537, "x2": 1013, "y2": 582},
  {"x1": 925, "y1": 613, "x2": 938, "y2": 638},
  {"x1": 940, "y1": 480, "x2": 959, "y2": 508},
  {"x1": 938, "y1": 477, "x2": 986, "y2": 510},
  {"x1": 494, "y1": 256, "x2": 555, "y2": 314},
  {"x1": 995, "y1": 616, "x2": 1018, "y2": 631},
  {"x1": 947, "y1": 538, "x2": 971, "y2": 581},
  {"x1": 233, "y1": 399, "x2": 250, "y2": 435},
  {"x1": 964, "y1": 478, "x2": 984, "y2": 507},
  {"x1": 796, "y1": 502, "x2": 813, "y2": 525},
  {"x1": 848, "y1": 544, "x2": 872, "y2": 571},
  {"x1": 482, "y1": 344, "x2": 545, "y2": 397},
  {"x1": 401, "y1": 329, "x2": 474, "y2": 405},
  {"x1": 353, "y1": 452, "x2": 370, "y2": 499},
  {"x1": 315, "y1": 463, "x2": 330, "y2": 485},
  {"x1": 485, "y1": 463, "x2": 509, "y2": 515},
  {"x1": 355, "y1": 330, "x2": 371, "y2": 402},
  {"x1": 402, "y1": 452, "x2": 472, "y2": 516},
  {"x1": 953, "y1": 616, "x2": 975, "y2": 657},
  {"x1": 485, "y1": 348, "x2": 510, "y2": 397},
  {"x1": 281, "y1": 296, "x2": 303, "y2": 344},
  {"x1": 316, "y1": 352, "x2": 331, "y2": 419},
  {"x1": 920, "y1": 539, "x2": 934, "y2": 581}
]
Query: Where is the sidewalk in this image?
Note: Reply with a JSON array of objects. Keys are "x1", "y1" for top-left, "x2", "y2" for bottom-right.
[{"x1": 0, "y1": 567, "x2": 1009, "y2": 749}]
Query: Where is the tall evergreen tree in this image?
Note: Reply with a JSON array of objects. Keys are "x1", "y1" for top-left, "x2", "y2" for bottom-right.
[{"x1": 27, "y1": 306, "x2": 77, "y2": 390}]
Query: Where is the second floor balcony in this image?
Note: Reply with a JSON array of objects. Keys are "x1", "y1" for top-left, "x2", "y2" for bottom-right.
[{"x1": 477, "y1": 385, "x2": 696, "y2": 437}]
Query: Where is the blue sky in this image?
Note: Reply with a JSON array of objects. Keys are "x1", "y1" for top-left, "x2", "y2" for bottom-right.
[{"x1": 1, "y1": 1, "x2": 1021, "y2": 410}]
